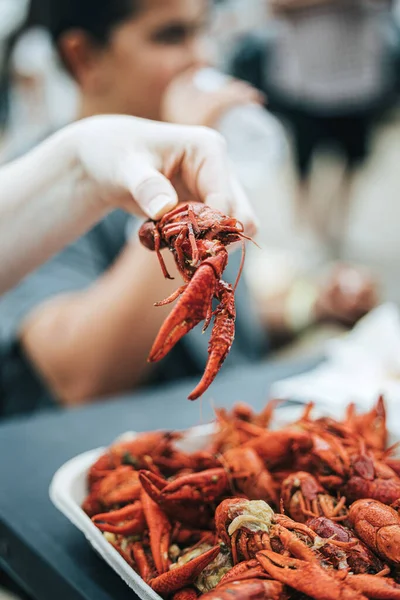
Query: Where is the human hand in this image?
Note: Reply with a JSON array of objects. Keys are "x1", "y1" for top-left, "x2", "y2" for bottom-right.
[
  {"x1": 161, "y1": 68, "x2": 264, "y2": 128},
  {"x1": 314, "y1": 265, "x2": 378, "y2": 326},
  {"x1": 70, "y1": 114, "x2": 257, "y2": 234}
]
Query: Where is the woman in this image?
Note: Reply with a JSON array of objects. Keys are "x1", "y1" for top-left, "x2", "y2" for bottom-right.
[
  {"x1": 229, "y1": 0, "x2": 389, "y2": 343},
  {"x1": 0, "y1": 0, "x2": 266, "y2": 416}
]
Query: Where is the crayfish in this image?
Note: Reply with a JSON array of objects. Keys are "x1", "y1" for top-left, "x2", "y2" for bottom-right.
[
  {"x1": 139, "y1": 202, "x2": 250, "y2": 400},
  {"x1": 82, "y1": 396, "x2": 400, "y2": 600}
]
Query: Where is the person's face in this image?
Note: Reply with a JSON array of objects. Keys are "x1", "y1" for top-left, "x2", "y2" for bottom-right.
[{"x1": 69, "y1": 0, "x2": 211, "y2": 120}]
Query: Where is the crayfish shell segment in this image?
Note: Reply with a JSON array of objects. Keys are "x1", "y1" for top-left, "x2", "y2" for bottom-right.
[{"x1": 227, "y1": 500, "x2": 274, "y2": 536}]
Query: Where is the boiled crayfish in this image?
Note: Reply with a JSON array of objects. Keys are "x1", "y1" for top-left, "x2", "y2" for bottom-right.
[
  {"x1": 82, "y1": 396, "x2": 400, "y2": 600},
  {"x1": 139, "y1": 202, "x2": 250, "y2": 400}
]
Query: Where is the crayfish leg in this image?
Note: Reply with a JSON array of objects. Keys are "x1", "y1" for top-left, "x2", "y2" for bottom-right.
[
  {"x1": 187, "y1": 205, "x2": 200, "y2": 265},
  {"x1": 141, "y1": 488, "x2": 171, "y2": 575},
  {"x1": 154, "y1": 226, "x2": 174, "y2": 280},
  {"x1": 233, "y1": 240, "x2": 246, "y2": 292},
  {"x1": 175, "y1": 227, "x2": 188, "y2": 272},
  {"x1": 154, "y1": 285, "x2": 187, "y2": 307},
  {"x1": 256, "y1": 550, "x2": 364, "y2": 600}
]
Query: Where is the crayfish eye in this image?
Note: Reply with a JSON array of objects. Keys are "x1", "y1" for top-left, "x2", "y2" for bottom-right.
[{"x1": 138, "y1": 221, "x2": 157, "y2": 251}]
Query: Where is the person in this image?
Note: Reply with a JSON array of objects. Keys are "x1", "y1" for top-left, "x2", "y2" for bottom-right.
[
  {"x1": 0, "y1": 0, "x2": 267, "y2": 417},
  {"x1": 0, "y1": 114, "x2": 256, "y2": 294},
  {"x1": 229, "y1": 0, "x2": 394, "y2": 344},
  {"x1": 267, "y1": 0, "x2": 394, "y2": 245}
]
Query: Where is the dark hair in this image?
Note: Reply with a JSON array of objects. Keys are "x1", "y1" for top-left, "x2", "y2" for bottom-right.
[
  {"x1": 0, "y1": 0, "x2": 140, "y2": 129},
  {"x1": 48, "y1": 0, "x2": 141, "y2": 45}
]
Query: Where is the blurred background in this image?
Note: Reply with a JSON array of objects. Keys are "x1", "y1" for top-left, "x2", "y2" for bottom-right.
[
  {"x1": 0, "y1": 1, "x2": 400, "y2": 596},
  {"x1": 0, "y1": 0, "x2": 400, "y2": 379}
]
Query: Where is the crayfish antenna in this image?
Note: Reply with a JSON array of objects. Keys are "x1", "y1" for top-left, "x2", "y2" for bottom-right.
[{"x1": 233, "y1": 240, "x2": 246, "y2": 292}]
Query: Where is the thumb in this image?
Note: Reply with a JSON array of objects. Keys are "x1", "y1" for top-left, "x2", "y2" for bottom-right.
[{"x1": 119, "y1": 157, "x2": 178, "y2": 220}]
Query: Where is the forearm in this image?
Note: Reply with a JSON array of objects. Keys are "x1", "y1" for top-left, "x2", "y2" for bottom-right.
[
  {"x1": 0, "y1": 125, "x2": 108, "y2": 294},
  {"x1": 21, "y1": 243, "x2": 180, "y2": 404}
]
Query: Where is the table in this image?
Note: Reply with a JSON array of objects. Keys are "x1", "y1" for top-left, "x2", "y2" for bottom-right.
[{"x1": 0, "y1": 357, "x2": 318, "y2": 600}]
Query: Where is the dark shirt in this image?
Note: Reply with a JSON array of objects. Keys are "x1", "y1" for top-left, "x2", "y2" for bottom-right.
[{"x1": 0, "y1": 210, "x2": 268, "y2": 417}]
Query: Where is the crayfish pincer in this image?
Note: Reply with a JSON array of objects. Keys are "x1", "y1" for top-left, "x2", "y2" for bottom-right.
[{"x1": 139, "y1": 202, "x2": 250, "y2": 400}]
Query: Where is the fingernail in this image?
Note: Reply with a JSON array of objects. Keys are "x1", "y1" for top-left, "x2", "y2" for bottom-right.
[{"x1": 148, "y1": 195, "x2": 176, "y2": 220}]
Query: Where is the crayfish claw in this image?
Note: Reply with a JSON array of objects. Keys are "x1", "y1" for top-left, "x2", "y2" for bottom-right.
[
  {"x1": 188, "y1": 283, "x2": 235, "y2": 401},
  {"x1": 345, "y1": 573, "x2": 400, "y2": 599},
  {"x1": 138, "y1": 470, "x2": 167, "y2": 505},
  {"x1": 141, "y1": 487, "x2": 172, "y2": 575},
  {"x1": 150, "y1": 545, "x2": 220, "y2": 595},
  {"x1": 148, "y1": 264, "x2": 217, "y2": 363},
  {"x1": 256, "y1": 550, "x2": 365, "y2": 600}
]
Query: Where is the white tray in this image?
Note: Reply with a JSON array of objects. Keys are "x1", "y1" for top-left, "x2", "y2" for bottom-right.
[
  {"x1": 49, "y1": 423, "x2": 217, "y2": 600},
  {"x1": 49, "y1": 406, "x2": 399, "y2": 600}
]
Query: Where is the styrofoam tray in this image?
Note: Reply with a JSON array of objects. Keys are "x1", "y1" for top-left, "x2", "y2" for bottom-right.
[
  {"x1": 49, "y1": 405, "x2": 399, "y2": 600},
  {"x1": 49, "y1": 423, "x2": 217, "y2": 600},
  {"x1": 50, "y1": 446, "x2": 162, "y2": 600}
]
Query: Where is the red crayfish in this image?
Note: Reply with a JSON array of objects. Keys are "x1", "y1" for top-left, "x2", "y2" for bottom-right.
[
  {"x1": 139, "y1": 202, "x2": 250, "y2": 400},
  {"x1": 82, "y1": 396, "x2": 400, "y2": 600}
]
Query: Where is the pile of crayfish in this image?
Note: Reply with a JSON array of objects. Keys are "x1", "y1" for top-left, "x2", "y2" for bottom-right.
[
  {"x1": 82, "y1": 395, "x2": 400, "y2": 600},
  {"x1": 139, "y1": 202, "x2": 250, "y2": 400}
]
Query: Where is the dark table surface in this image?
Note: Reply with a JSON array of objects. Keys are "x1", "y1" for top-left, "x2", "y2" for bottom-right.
[{"x1": 0, "y1": 356, "x2": 319, "y2": 600}]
